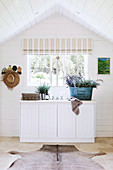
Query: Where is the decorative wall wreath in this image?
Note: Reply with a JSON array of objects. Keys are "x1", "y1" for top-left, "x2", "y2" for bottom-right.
[{"x1": 1, "y1": 65, "x2": 22, "y2": 89}]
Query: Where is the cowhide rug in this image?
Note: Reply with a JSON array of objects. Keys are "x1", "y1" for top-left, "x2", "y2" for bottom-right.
[{"x1": 8, "y1": 145, "x2": 106, "y2": 170}]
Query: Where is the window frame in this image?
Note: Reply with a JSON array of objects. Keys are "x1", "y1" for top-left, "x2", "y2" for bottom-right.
[{"x1": 27, "y1": 54, "x2": 89, "y2": 87}]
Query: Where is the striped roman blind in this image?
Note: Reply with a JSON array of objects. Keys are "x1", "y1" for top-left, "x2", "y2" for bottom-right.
[{"x1": 23, "y1": 38, "x2": 93, "y2": 55}]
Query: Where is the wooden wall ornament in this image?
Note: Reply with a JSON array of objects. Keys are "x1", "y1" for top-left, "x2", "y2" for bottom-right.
[{"x1": 1, "y1": 65, "x2": 22, "y2": 89}]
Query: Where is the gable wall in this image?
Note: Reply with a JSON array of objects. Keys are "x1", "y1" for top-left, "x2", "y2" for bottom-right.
[{"x1": 0, "y1": 14, "x2": 113, "y2": 137}]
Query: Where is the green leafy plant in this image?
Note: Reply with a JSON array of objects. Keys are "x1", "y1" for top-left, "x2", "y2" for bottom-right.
[
  {"x1": 75, "y1": 79, "x2": 100, "y2": 88},
  {"x1": 36, "y1": 84, "x2": 50, "y2": 94}
]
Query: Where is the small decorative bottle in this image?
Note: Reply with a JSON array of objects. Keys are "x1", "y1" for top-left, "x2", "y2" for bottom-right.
[{"x1": 45, "y1": 90, "x2": 50, "y2": 100}]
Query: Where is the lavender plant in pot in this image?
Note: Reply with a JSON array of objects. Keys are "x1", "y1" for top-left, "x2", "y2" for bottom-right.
[{"x1": 65, "y1": 73, "x2": 101, "y2": 100}]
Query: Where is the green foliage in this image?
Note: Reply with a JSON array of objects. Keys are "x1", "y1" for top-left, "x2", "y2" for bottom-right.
[
  {"x1": 98, "y1": 58, "x2": 110, "y2": 74},
  {"x1": 36, "y1": 74, "x2": 44, "y2": 79},
  {"x1": 75, "y1": 79, "x2": 100, "y2": 88},
  {"x1": 36, "y1": 84, "x2": 50, "y2": 94},
  {"x1": 65, "y1": 55, "x2": 84, "y2": 76}
]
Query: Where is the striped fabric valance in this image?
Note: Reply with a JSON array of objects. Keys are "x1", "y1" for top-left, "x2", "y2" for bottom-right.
[{"x1": 23, "y1": 38, "x2": 93, "y2": 55}]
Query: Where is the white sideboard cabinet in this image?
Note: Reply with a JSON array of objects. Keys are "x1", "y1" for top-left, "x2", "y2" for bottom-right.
[{"x1": 20, "y1": 100, "x2": 96, "y2": 143}]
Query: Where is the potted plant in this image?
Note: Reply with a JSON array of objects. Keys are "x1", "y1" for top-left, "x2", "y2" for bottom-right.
[
  {"x1": 65, "y1": 73, "x2": 102, "y2": 100},
  {"x1": 36, "y1": 84, "x2": 50, "y2": 100}
]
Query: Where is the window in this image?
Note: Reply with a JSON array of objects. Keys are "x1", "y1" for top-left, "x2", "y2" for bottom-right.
[{"x1": 27, "y1": 55, "x2": 88, "y2": 86}]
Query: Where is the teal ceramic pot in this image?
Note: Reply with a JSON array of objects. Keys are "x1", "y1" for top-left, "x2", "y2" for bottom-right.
[{"x1": 70, "y1": 87, "x2": 93, "y2": 100}]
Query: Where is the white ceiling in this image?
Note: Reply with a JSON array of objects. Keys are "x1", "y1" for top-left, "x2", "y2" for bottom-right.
[{"x1": 0, "y1": 0, "x2": 113, "y2": 43}]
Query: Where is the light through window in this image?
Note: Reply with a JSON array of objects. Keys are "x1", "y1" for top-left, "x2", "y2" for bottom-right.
[{"x1": 27, "y1": 55, "x2": 88, "y2": 86}]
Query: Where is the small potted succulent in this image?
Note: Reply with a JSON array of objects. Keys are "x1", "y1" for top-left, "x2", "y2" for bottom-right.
[
  {"x1": 36, "y1": 84, "x2": 50, "y2": 100},
  {"x1": 65, "y1": 73, "x2": 102, "y2": 100}
]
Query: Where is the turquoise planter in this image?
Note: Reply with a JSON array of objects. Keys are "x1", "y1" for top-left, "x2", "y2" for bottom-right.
[{"x1": 70, "y1": 87, "x2": 93, "y2": 100}]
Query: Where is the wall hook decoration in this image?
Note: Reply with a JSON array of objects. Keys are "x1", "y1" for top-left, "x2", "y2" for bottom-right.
[{"x1": 1, "y1": 65, "x2": 22, "y2": 89}]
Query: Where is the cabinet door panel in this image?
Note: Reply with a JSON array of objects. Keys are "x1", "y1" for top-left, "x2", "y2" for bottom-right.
[
  {"x1": 58, "y1": 104, "x2": 76, "y2": 138},
  {"x1": 39, "y1": 104, "x2": 57, "y2": 138},
  {"x1": 21, "y1": 103, "x2": 38, "y2": 138},
  {"x1": 76, "y1": 104, "x2": 95, "y2": 138}
]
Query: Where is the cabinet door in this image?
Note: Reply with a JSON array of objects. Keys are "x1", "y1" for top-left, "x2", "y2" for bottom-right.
[
  {"x1": 20, "y1": 103, "x2": 38, "y2": 138},
  {"x1": 39, "y1": 103, "x2": 57, "y2": 138},
  {"x1": 76, "y1": 104, "x2": 95, "y2": 139},
  {"x1": 58, "y1": 103, "x2": 76, "y2": 138}
]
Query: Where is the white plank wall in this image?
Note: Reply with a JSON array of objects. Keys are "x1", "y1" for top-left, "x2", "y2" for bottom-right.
[{"x1": 0, "y1": 14, "x2": 113, "y2": 137}]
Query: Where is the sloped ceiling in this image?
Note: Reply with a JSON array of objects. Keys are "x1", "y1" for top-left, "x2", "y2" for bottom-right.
[{"x1": 0, "y1": 0, "x2": 113, "y2": 43}]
